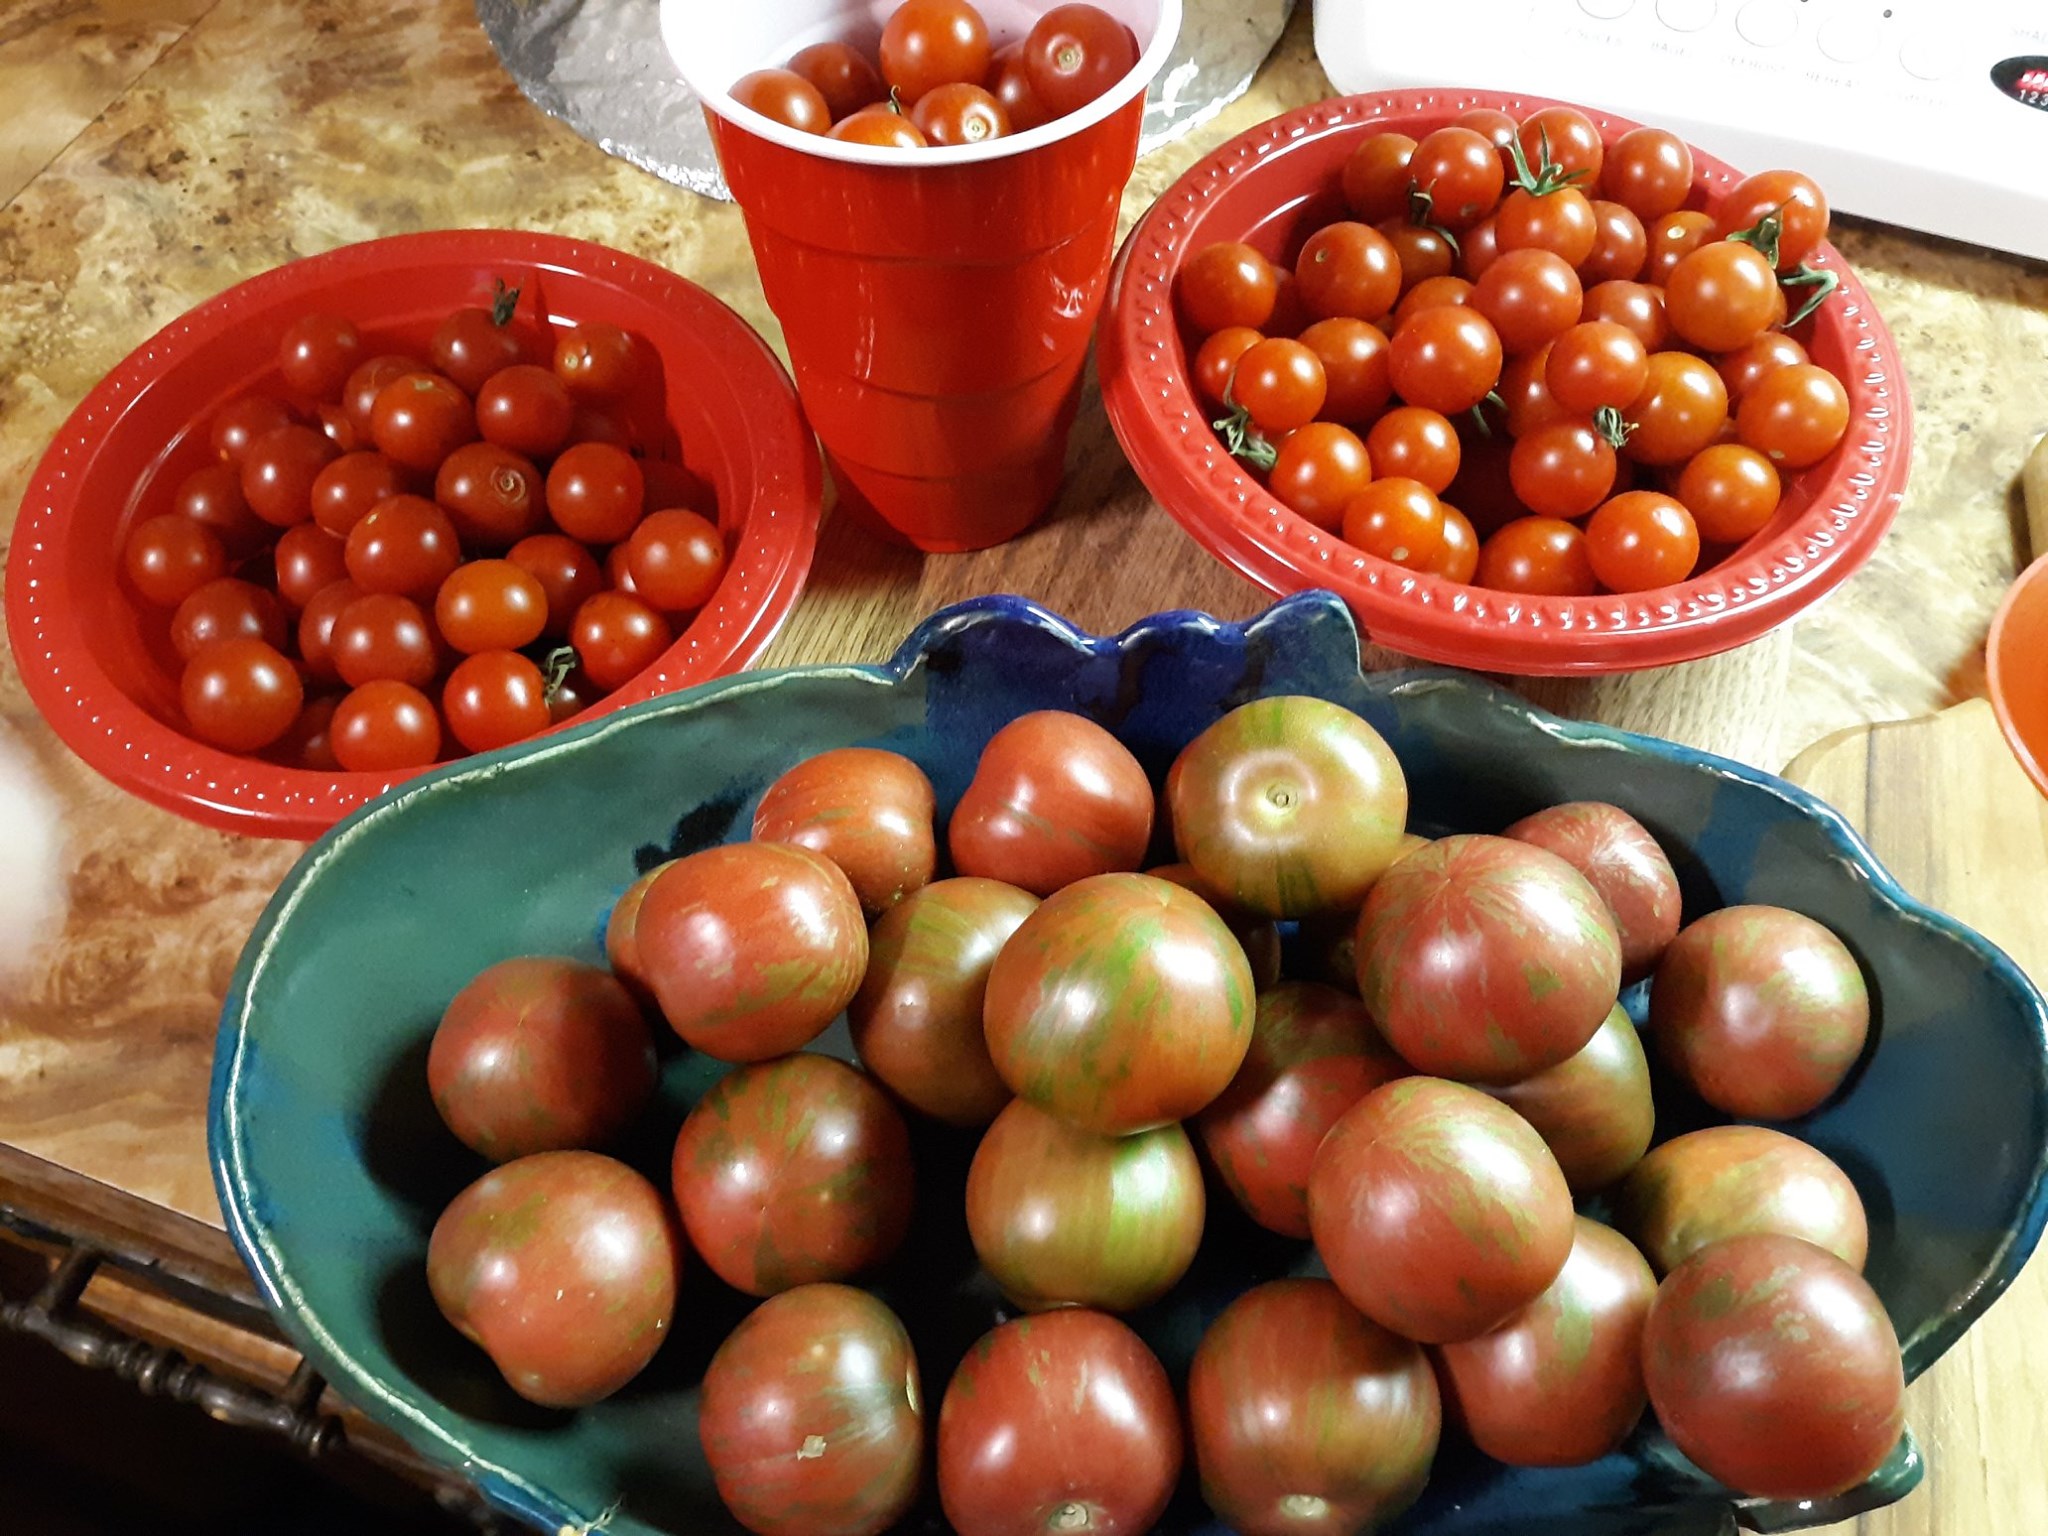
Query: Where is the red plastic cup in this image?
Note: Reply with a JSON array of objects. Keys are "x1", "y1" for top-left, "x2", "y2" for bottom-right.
[{"x1": 667, "y1": 0, "x2": 1183, "y2": 551}]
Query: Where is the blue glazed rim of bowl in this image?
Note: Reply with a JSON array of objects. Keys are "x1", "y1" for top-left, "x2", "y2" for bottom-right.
[{"x1": 209, "y1": 589, "x2": 2048, "y2": 1535}]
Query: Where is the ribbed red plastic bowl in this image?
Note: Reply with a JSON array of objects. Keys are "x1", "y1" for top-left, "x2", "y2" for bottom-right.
[
  {"x1": 1099, "y1": 90, "x2": 1911, "y2": 675},
  {"x1": 6, "y1": 230, "x2": 823, "y2": 839}
]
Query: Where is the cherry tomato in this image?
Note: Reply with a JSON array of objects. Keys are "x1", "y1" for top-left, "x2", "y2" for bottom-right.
[
  {"x1": 552, "y1": 322, "x2": 639, "y2": 402},
  {"x1": 331, "y1": 679, "x2": 442, "y2": 771},
  {"x1": 1022, "y1": 2, "x2": 1137, "y2": 117},
  {"x1": 508, "y1": 533, "x2": 604, "y2": 638},
  {"x1": 1500, "y1": 342, "x2": 1571, "y2": 439},
  {"x1": 1715, "y1": 330, "x2": 1808, "y2": 404},
  {"x1": 1601, "y1": 127, "x2": 1694, "y2": 222},
  {"x1": 210, "y1": 394, "x2": 300, "y2": 465},
  {"x1": 827, "y1": 105, "x2": 929, "y2": 147},
  {"x1": 1387, "y1": 306, "x2": 1502, "y2": 414},
  {"x1": 1495, "y1": 186, "x2": 1597, "y2": 267},
  {"x1": 571, "y1": 591, "x2": 671, "y2": 692},
  {"x1": 1231, "y1": 337, "x2": 1327, "y2": 434},
  {"x1": 240, "y1": 423, "x2": 340, "y2": 527},
  {"x1": 545, "y1": 666, "x2": 596, "y2": 724},
  {"x1": 296, "y1": 578, "x2": 362, "y2": 685},
  {"x1": 1179, "y1": 241, "x2": 1277, "y2": 335},
  {"x1": 1737, "y1": 362, "x2": 1850, "y2": 467},
  {"x1": 1193, "y1": 326, "x2": 1264, "y2": 409},
  {"x1": 276, "y1": 311, "x2": 363, "y2": 401},
  {"x1": 125, "y1": 514, "x2": 227, "y2": 607},
  {"x1": 1343, "y1": 131, "x2": 1417, "y2": 222},
  {"x1": 1365, "y1": 406, "x2": 1459, "y2": 493},
  {"x1": 1585, "y1": 491, "x2": 1700, "y2": 591},
  {"x1": 1268, "y1": 423, "x2": 1371, "y2": 531},
  {"x1": 880, "y1": 0, "x2": 990, "y2": 104},
  {"x1": 1677, "y1": 442, "x2": 1781, "y2": 543},
  {"x1": 443, "y1": 650, "x2": 551, "y2": 753},
  {"x1": 331, "y1": 591, "x2": 440, "y2": 689},
  {"x1": 1582, "y1": 278, "x2": 1671, "y2": 351},
  {"x1": 1510, "y1": 420, "x2": 1617, "y2": 519},
  {"x1": 547, "y1": 442, "x2": 646, "y2": 544},
  {"x1": 274, "y1": 523, "x2": 349, "y2": 609},
  {"x1": 1407, "y1": 125, "x2": 1504, "y2": 231},
  {"x1": 1666, "y1": 240, "x2": 1780, "y2": 353},
  {"x1": 1380, "y1": 218, "x2": 1458, "y2": 290},
  {"x1": 1432, "y1": 502, "x2": 1480, "y2": 582},
  {"x1": 170, "y1": 578, "x2": 287, "y2": 662},
  {"x1": 1392, "y1": 274, "x2": 1474, "y2": 332},
  {"x1": 1644, "y1": 209, "x2": 1716, "y2": 286},
  {"x1": 1544, "y1": 321, "x2": 1649, "y2": 414},
  {"x1": 1267, "y1": 268, "x2": 1311, "y2": 337},
  {"x1": 1580, "y1": 199, "x2": 1647, "y2": 283},
  {"x1": 344, "y1": 494, "x2": 462, "y2": 600},
  {"x1": 786, "y1": 39, "x2": 885, "y2": 120},
  {"x1": 1453, "y1": 106, "x2": 1519, "y2": 173},
  {"x1": 1712, "y1": 169, "x2": 1830, "y2": 270},
  {"x1": 1296, "y1": 222, "x2": 1401, "y2": 323},
  {"x1": 269, "y1": 694, "x2": 340, "y2": 771},
  {"x1": 1342, "y1": 478, "x2": 1445, "y2": 570},
  {"x1": 624, "y1": 509, "x2": 727, "y2": 613},
  {"x1": 432, "y1": 302, "x2": 529, "y2": 396},
  {"x1": 472, "y1": 363, "x2": 574, "y2": 459},
  {"x1": 309, "y1": 451, "x2": 409, "y2": 539},
  {"x1": 433, "y1": 559, "x2": 549, "y2": 654},
  {"x1": 985, "y1": 41, "x2": 1049, "y2": 132},
  {"x1": 181, "y1": 637, "x2": 303, "y2": 752},
  {"x1": 316, "y1": 403, "x2": 364, "y2": 453},
  {"x1": 1624, "y1": 352, "x2": 1729, "y2": 466},
  {"x1": 730, "y1": 67, "x2": 831, "y2": 133},
  {"x1": 1476, "y1": 516, "x2": 1597, "y2": 595},
  {"x1": 436, "y1": 441, "x2": 545, "y2": 550},
  {"x1": 171, "y1": 463, "x2": 268, "y2": 554},
  {"x1": 370, "y1": 372, "x2": 477, "y2": 472},
  {"x1": 1471, "y1": 247, "x2": 1583, "y2": 355},
  {"x1": 1519, "y1": 105, "x2": 1603, "y2": 184},
  {"x1": 1458, "y1": 214, "x2": 1502, "y2": 280},
  {"x1": 913, "y1": 81, "x2": 1010, "y2": 144},
  {"x1": 340, "y1": 355, "x2": 420, "y2": 438}
]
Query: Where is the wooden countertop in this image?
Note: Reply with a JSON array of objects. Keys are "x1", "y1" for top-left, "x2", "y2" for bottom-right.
[{"x1": 2, "y1": 2, "x2": 2046, "y2": 1529}]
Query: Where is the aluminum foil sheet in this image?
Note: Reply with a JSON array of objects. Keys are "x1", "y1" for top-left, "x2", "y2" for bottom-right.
[{"x1": 475, "y1": 0, "x2": 1297, "y2": 201}]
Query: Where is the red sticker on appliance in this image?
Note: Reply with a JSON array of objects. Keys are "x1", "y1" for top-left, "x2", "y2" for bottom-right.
[{"x1": 1992, "y1": 56, "x2": 2048, "y2": 111}]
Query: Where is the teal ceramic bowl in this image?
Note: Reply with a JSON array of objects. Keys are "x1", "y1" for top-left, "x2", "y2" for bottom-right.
[{"x1": 211, "y1": 593, "x2": 2048, "y2": 1536}]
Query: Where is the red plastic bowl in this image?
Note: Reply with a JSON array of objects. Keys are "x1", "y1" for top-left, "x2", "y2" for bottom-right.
[
  {"x1": 6, "y1": 230, "x2": 823, "y2": 839},
  {"x1": 1099, "y1": 90, "x2": 1911, "y2": 675}
]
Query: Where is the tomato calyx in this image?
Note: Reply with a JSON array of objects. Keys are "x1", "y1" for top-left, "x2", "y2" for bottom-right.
[
  {"x1": 1726, "y1": 207, "x2": 1786, "y2": 268},
  {"x1": 1594, "y1": 405, "x2": 1635, "y2": 449},
  {"x1": 1212, "y1": 402, "x2": 1279, "y2": 471},
  {"x1": 886, "y1": 86, "x2": 906, "y2": 115},
  {"x1": 539, "y1": 643, "x2": 579, "y2": 704},
  {"x1": 1405, "y1": 187, "x2": 1464, "y2": 257},
  {"x1": 1505, "y1": 128, "x2": 1589, "y2": 198},
  {"x1": 1467, "y1": 390, "x2": 1508, "y2": 439},
  {"x1": 1780, "y1": 263, "x2": 1841, "y2": 328},
  {"x1": 489, "y1": 278, "x2": 521, "y2": 328}
]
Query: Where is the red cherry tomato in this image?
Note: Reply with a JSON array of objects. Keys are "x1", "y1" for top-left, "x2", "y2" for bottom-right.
[
  {"x1": 827, "y1": 105, "x2": 930, "y2": 148},
  {"x1": 1268, "y1": 423, "x2": 1372, "y2": 531},
  {"x1": 330, "y1": 592, "x2": 440, "y2": 689},
  {"x1": 435, "y1": 559, "x2": 549, "y2": 654},
  {"x1": 170, "y1": 578, "x2": 287, "y2": 662},
  {"x1": 296, "y1": 578, "x2": 363, "y2": 685},
  {"x1": 473, "y1": 364, "x2": 574, "y2": 459},
  {"x1": 547, "y1": 442, "x2": 646, "y2": 545},
  {"x1": 912, "y1": 82, "x2": 1010, "y2": 145},
  {"x1": 370, "y1": 372, "x2": 477, "y2": 472},
  {"x1": 181, "y1": 637, "x2": 304, "y2": 753},
  {"x1": 1666, "y1": 240, "x2": 1781, "y2": 353},
  {"x1": 1379, "y1": 218, "x2": 1459, "y2": 291},
  {"x1": 269, "y1": 694, "x2": 340, "y2": 770},
  {"x1": 1545, "y1": 321, "x2": 1649, "y2": 414},
  {"x1": 508, "y1": 533, "x2": 605, "y2": 638},
  {"x1": 1193, "y1": 326, "x2": 1264, "y2": 410},
  {"x1": 1230, "y1": 338, "x2": 1327, "y2": 434},
  {"x1": 171, "y1": 462, "x2": 269, "y2": 554},
  {"x1": 443, "y1": 650, "x2": 552, "y2": 754},
  {"x1": 1715, "y1": 330, "x2": 1809, "y2": 405},
  {"x1": 1471, "y1": 247, "x2": 1584, "y2": 355},
  {"x1": 1499, "y1": 342, "x2": 1570, "y2": 439},
  {"x1": 1179, "y1": 241, "x2": 1278, "y2": 335},
  {"x1": 274, "y1": 523, "x2": 350, "y2": 609},
  {"x1": 1644, "y1": 209, "x2": 1716, "y2": 286},
  {"x1": 1519, "y1": 106, "x2": 1604, "y2": 183},
  {"x1": 240, "y1": 423, "x2": 340, "y2": 527},
  {"x1": 879, "y1": 0, "x2": 991, "y2": 104},
  {"x1": 1496, "y1": 186, "x2": 1597, "y2": 267},
  {"x1": 788, "y1": 40, "x2": 886, "y2": 121},
  {"x1": 1432, "y1": 502, "x2": 1481, "y2": 582},
  {"x1": 436, "y1": 441, "x2": 545, "y2": 550},
  {"x1": 340, "y1": 355, "x2": 421, "y2": 438},
  {"x1": 1458, "y1": 215, "x2": 1503, "y2": 280},
  {"x1": 624, "y1": 509, "x2": 727, "y2": 613},
  {"x1": 729, "y1": 68, "x2": 831, "y2": 133},
  {"x1": 1601, "y1": 127, "x2": 1695, "y2": 222},
  {"x1": 1736, "y1": 362, "x2": 1850, "y2": 468},
  {"x1": 1510, "y1": 420, "x2": 1618, "y2": 519},
  {"x1": 1678, "y1": 442, "x2": 1781, "y2": 542},
  {"x1": 1297, "y1": 317, "x2": 1392, "y2": 425},
  {"x1": 552, "y1": 322, "x2": 639, "y2": 403},
  {"x1": 1711, "y1": 169, "x2": 1830, "y2": 271},
  {"x1": 318, "y1": 402, "x2": 360, "y2": 455},
  {"x1": 1387, "y1": 306, "x2": 1503, "y2": 415},
  {"x1": 1342, "y1": 131, "x2": 1417, "y2": 223},
  {"x1": 1452, "y1": 106, "x2": 1519, "y2": 175},
  {"x1": 344, "y1": 494, "x2": 463, "y2": 601},
  {"x1": 571, "y1": 592, "x2": 671, "y2": 692},
  {"x1": 1585, "y1": 491, "x2": 1701, "y2": 591},
  {"x1": 1364, "y1": 407, "x2": 1460, "y2": 494},
  {"x1": 1582, "y1": 279, "x2": 1671, "y2": 352},
  {"x1": 1296, "y1": 222, "x2": 1402, "y2": 324},
  {"x1": 1022, "y1": 2, "x2": 1137, "y2": 118},
  {"x1": 1625, "y1": 352, "x2": 1730, "y2": 466},
  {"x1": 431, "y1": 301, "x2": 530, "y2": 395},
  {"x1": 310, "y1": 450, "x2": 410, "y2": 539},
  {"x1": 985, "y1": 42, "x2": 1049, "y2": 132},
  {"x1": 1342, "y1": 477, "x2": 1445, "y2": 570},
  {"x1": 1391, "y1": 274, "x2": 1475, "y2": 332},
  {"x1": 1580, "y1": 199, "x2": 1648, "y2": 283},
  {"x1": 210, "y1": 395, "x2": 300, "y2": 465},
  {"x1": 1407, "y1": 125, "x2": 1505, "y2": 231},
  {"x1": 1476, "y1": 516, "x2": 1597, "y2": 595},
  {"x1": 277, "y1": 312, "x2": 362, "y2": 401},
  {"x1": 330, "y1": 679, "x2": 442, "y2": 771},
  {"x1": 125, "y1": 515, "x2": 228, "y2": 607}
]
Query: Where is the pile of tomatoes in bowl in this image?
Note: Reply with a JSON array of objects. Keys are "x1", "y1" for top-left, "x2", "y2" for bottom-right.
[
  {"x1": 414, "y1": 692, "x2": 1904, "y2": 1535},
  {"x1": 727, "y1": 0, "x2": 1139, "y2": 148}
]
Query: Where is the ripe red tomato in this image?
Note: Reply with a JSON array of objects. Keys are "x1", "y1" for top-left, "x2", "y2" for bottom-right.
[
  {"x1": 1310, "y1": 1077, "x2": 1576, "y2": 1342},
  {"x1": 752, "y1": 747, "x2": 936, "y2": 915},
  {"x1": 309, "y1": 451, "x2": 410, "y2": 539},
  {"x1": 1379, "y1": 218, "x2": 1458, "y2": 289},
  {"x1": 1230, "y1": 337, "x2": 1328, "y2": 433},
  {"x1": 966, "y1": 1098, "x2": 1203, "y2": 1312},
  {"x1": 1503, "y1": 800, "x2": 1681, "y2": 980},
  {"x1": 1737, "y1": 361, "x2": 1850, "y2": 467},
  {"x1": 1643, "y1": 1234, "x2": 1903, "y2": 1499},
  {"x1": 1193, "y1": 326, "x2": 1265, "y2": 409},
  {"x1": 1484, "y1": 1003, "x2": 1653, "y2": 1194},
  {"x1": 1615, "y1": 1124, "x2": 1870, "y2": 1275},
  {"x1": 472, "y1": 364, "x2": 574, "y2": 459},
  {"x1": 1342, "y1": 131, "x2": 1418, "y2": 221},
  {"x1": 1582, "y1": 278, "x2": 1671, "y2": 351},
  {"x1": 1167, "y1": 694, "x2": 1408, "y2": 918},
  {"x1": 344, "y1": 494, "x2": 462, "y2": 600},
  {"x1": 431, "y1": 301, "x2": 530, "y2": 396},
  {"x1": 1298, "y1": 319, "x2": 1391, "y2": 428},
  {"x1": 1190, "y1": 1278, "x2": 1439, "y2": 1536},
  {"x1": 507, "y1": 532, "x2": 604, "y2": 638},
  {"x1": 827, "y1": 105, "x2": 930, "y2": 148},
  {"x1": 180, "y1": 637, "x2": 303, "y2": 753},
  {"x1": 1623, "y1": 351, "x2": 1729, "y2": 466},
  {"x1": 371, "y1": 372, "x2": 477, "y2": 472},
  {"x1": 295, "y1": 579, "x2": 362, "y2": 685},
  {"x1": 1644, "y1": 208, "x2": 1716, "y2": 286},
  {"x1": 1195, "y1": 981, "x2": 1408, "y2": 1237},
  {"x1": 1453, "y1": 106, "x2": 1519, "y2": 172},
  {"x1": 1651, "y1": 904, "x2": 1870, "y2": 1119},
  {"x1": 546, "y1": 441, "x2": 645, "y2": 544},
  {"x1": 1545, "y1": 320, "x2": 1648, "y2": 413},
  {"x1": 700, "y1": 1285, "x2": 923, "y2": 1536},
  {"x1": 1495, "y1": 186, "x2": 1597, "y2": 267},
  {"x1": 880, "y1": 0, "x2": 990, "y2": 104},
  {"x1": 1432, "y1": 503, "x2": 1480, "y2": 582},
  {"x1": 1475, "y1": 515, "x2": 1597, "y2": 596},
  {"x1": 552, "y1": 322, "x2": 639, "y2": 402},
  {"x1": 170, "y1": 578, "x2": 287, "y2": 662},
  {"x1": 789, "y1": 40, "x2": 886, "y2": 121},
  {"x1": 1343, "y1": 477, "x2": 1446, "y2": 570},
  {"x1": 427, "y1": 957, "x2": 654, "y2": 1161},
  {"x1": 1179, "y1": 242, "x2": 1278, "y2": 336},
  {"x1": 1356, "y1": 833, "x2": 1622, "y2": 1082},
  {"x1": 635, "y1": 842, "x2": 867, "y2": 1061},
  {"x1": 730, "y1": 67, "x2": 832, "y2": 133},
  {"x1": 983, "y1": 872, "x2": 1254, "y2": 1134},
  {"x1": 125, "y1": 514, "x2": 228, "y2": 607},
  {"x1": 1391, "y1": 273, "x2": 1473, "y2": 331},
  {"x1": 912, "y1": 81, "x2": 1010, "y2": 144},
  {"x1": 848, "y1": 876, "x2": 1037, "y2": 1127},
  {"x1": 1519, "y1": 105, "x2": 1603, "y2": 184},
  {"x1": 277, "y1": 311, "x2": 362, "y2": 400},
  {"x1": 330, "y1": 592, "x2": 439, "y2": 689},
  {"x1": 1472, "y1": 248, "x2": 1585, "y2": 355},
  {"x1": 624, "y1": 508, "x2": 726, "y2": 613},
  {"x1": 1435, "y1": 1217, "x2": 1656, "y2": 1467},
  {"x1": 947, "y1": 710, "x2": 1152, "y2": 894},
  {"x1": 1407, "y1": 125, "x2": 1505, "y2": 230},
  {"x1": 569, "y1": 590, "x2": 671, "y2": 692},
  {"x1": 442, "y1": 651, "x2": 550, "y2": 753},
  {"x1": 1268, "y1": 422, "x2": 1372, "y2": 530},
  {"x1": 427, "y1": 1152, "x2": 679, "y2": 1407},
  {"x1": 433, "y1": 559, "x2": 548, "y2": 654},
  {"x1": 1022, "y1": 2, "x2": 1136, "y2": 117},
  {"x1": 1666, "y1": 239, "x2": 1781, "y2": 353},
  {"x1": 1585, "y1": 490, "x2": 1701, "y2": 592},
  {"x1": 1509, "y1": 419, "x2": 1617, "y2": 519},
  {"x1": 171, "y1": 462, "x2": 269, "y2": 554},
  {"x1": 1364, "y1": 406, "x2": 1459, "y2": 493},
  {"x1": 241, "y1": 423, "x2": 340, "y2": 527},
  {"x1": 1601, "y1": 126, "x2": 1694, "y2": 222},
  {"x1": 1296, "y1": 222, "x2": 1402, "y2": 323},
  {"x1": 268, "y1": 694, "x2": 340, "y2": 771},
  {"x1": 1714, "y1": 330, "x2": 1808, "y2": 405},
  {"x1": 1458, "y1": 214, "x2": 1502, "y2": 280},
  {"x1": 1579, "y1": 199, "x2": 1648, "y2": 283},
  {"x1": 210, "y1": 394, "x2": 300, "y2": 465},
  {"x1": 1712, "y1": 168, "x2": 1831, "y2": 270},
  {"x1": 673, "y1": 1054, "x2": 914, "y2": 1296},
  {"x1": 985, "y1": 41, "x2": 1049, "y2": 132},
  {"x1": 1678, "y1": 442, "x2": 1781, "y2": 543},
  {"x1": 273, "y1": 523, "x2": 349, "y2": 609},
  {"x1": 937, "y1": 1311, "x2": 1181, "y2": 1536},
  {"x1": 601, "y1": 861, "x2": 669, "y2": 999},
  {"x1": 331, "y1": 679, "x2": 441, "y2": 771},
  {"x1": 1387, "y1": 305, "x2": 1502, "y2": 414}
]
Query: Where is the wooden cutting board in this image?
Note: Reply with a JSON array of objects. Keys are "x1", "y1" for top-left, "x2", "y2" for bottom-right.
[{"x1": 1784, "y1": 698, "x2": 2048, "y2": 1535}]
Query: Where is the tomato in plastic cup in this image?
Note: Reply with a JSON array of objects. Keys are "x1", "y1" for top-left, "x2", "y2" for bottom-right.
[{"x1": 665, "y1": 0, "x2": 1185, "y2": 552}]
